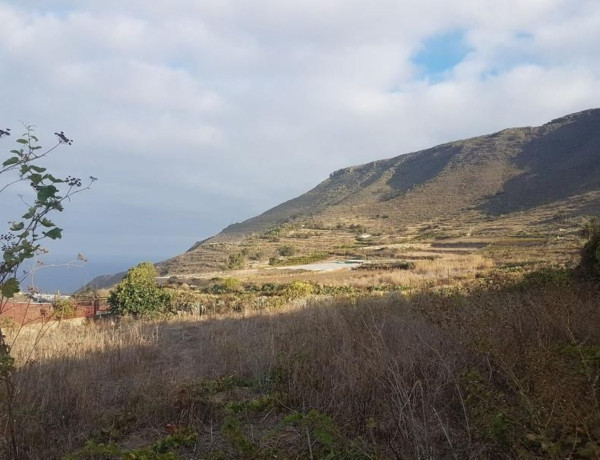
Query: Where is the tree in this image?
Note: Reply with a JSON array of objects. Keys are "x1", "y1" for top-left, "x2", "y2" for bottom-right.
[
  {"x1": 108, "y1": 262, "x2": 172, "y2": 316},
  {"x1": 0, "y1": 125, "x2": 94, "y2": 458}
]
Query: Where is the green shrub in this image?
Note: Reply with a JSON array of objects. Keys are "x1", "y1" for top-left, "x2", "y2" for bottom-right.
[
  {"x1": 64, "y1": 427, "x2": 197, "y2": 459},
  {"x1": 268, "y1": 252, "x2": 328, "y2": 266},
  {"x1": 283, "y1": 281, "x2": 314, "y2": 299},
  {"x1": 52, "y1": 297, "x2": 77, "y2": 319},
  {"x1": 520, "y1": 265, "x2": 572, "y2": 287},
  {"x1": 352, "y1": 261, "x2": 415, "y2": 271},
  {"x1": 261, "y1": 283, "x2": 283, "y2": 295},
  {"x1": 210, "y1": 277, "x2": 243, "y2": 294},
  {"x1": 169, "y1": 289, "x2": 201, "y2": 313},
  {"x1": 247, "y1": 251, "x2": 262, "y2": 261},
  {"x1": 108, "y1": 262, "x2": 172, "y2": 317},
  {"x1": 278, "y1": 244, "x2": 296, "y2": 257},
  {"x1": 227, "y1": 252, "x2": 245, "y2": 270},
  {"x1": 223, "y1": 277, "x2": 242, "y2": 292}
]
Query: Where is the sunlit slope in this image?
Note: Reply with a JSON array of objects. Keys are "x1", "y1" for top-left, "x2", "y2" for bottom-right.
[{"x1": 87, "y1": 109, "x2": 600, "y2": 282}]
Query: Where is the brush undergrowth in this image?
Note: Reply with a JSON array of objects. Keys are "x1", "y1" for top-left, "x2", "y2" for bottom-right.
[{"x1": 2, "y1": 265, "x2": 600, "y2": 458}]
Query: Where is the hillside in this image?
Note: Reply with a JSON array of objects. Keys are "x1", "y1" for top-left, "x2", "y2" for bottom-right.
[
  {"x1": 202, "y1": 109, "x2": 598, "y2": 237},
  {"x1": 86, "y1": 108, "x2": 600, "y2": 285},
  {"x1": 154, "y1": 109, "x2": 600, "y2": 274},
  {"x1": 20, "y1": 110, "x2": 600, "y2": 458}
]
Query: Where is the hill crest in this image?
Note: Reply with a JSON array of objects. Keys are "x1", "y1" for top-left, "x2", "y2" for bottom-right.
[
  {"x1": 86, "y1": 108, "x2": 600, "y2": 285},
  {"x1": 195, "y1": 108, "x2": 600, "y2": 243}
]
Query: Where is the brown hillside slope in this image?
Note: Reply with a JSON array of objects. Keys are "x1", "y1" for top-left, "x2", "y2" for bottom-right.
[
  {"x1": 152, "y1": 109, "x2": 599, "y2": 274},
  {"x1": 85, "y1": 109, "x2": 600, "y2": 284},
  {"x1": 204, "y1": 109, "x2": 599, "y2": 242}
]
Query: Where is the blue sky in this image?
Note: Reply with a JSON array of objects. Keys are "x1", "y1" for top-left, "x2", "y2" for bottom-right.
[
  {"x1": 1, "y1": 0, "x2": 600, "y2": 292},
  {"x1": 413, "y1": 31, "x2": 471, "y2": 78}
]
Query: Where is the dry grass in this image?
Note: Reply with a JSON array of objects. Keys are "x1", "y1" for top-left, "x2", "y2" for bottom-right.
[
  {"x1": 347, "y1": 253, "x2": 494, "y2": 290},
  {"x1": 179, "y1": 249, "x2": 495, "y2": 292},
  {"x1": 3, "y1": 270, "x2": 600, "y2": 459},
  {"x1": 6, "y1": 300, "x2": 470, "y2": 458}
]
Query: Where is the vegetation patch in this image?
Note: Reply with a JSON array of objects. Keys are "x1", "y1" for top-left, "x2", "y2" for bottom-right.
[
  {"x1": 268, "y1": 252, "x2": 328, "y2": 266},
  {"x1": 64, "y1": 427, "x2": 198, "y2": 460},
  {"x1": 226, "y1": 252, "x2": 246, "y2": 270},
  {"x1": 352, "y1": 261, "x2": 415, "y2": 271},
  {"x1": 5, "y1": 270, "x2": 600, "y2": 458},
  {"x1": 577, "y1": 216, "x2": 600, "y2": 279},
  {"x1": 108, "y1": 262, "x2": 173, "y2": 317}
]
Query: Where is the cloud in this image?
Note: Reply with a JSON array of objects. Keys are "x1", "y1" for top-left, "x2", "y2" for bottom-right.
[{"x1": 1, "y1": 0, "x2": 600, "y2": 285}]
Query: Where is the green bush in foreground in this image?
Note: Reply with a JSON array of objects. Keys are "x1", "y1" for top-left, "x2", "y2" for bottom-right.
[{"x1": 108, "y1": 262, "x2": 172, "y2": 317}]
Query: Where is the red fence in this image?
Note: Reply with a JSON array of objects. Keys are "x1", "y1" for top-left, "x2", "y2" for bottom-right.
[{"x1": 0, "y1": 301, "x2": 110, "y2": 326}]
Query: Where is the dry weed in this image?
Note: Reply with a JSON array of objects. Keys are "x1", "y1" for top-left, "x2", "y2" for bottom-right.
[{"x1": 3, "y1": 271, "x2": 599, "y2": 458}]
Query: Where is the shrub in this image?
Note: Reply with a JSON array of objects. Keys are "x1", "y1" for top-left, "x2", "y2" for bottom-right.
[
  {"x1": 227, "y1": 252, "x2": 245, "y2": 270},
  {"x1": 108, "y1": 262, "x2": 172, "y2": 317},
  {"x1": 283, "y1": 281, "x2": 314, "y2": 299},
  {"x1": 352, "y1": 261, "x2": 415, "y2": 271},
  {"x1": 269, "y1": 253, "x2": 328, "y2": 266},
  {"x1": 51, "y1": 298, "x2": 76, "y2": 319},
  {"x1": 222, "y1": 277, "x2": 243, "y2": 292},
  {"x1": 578, "y1": 216, "x2": 600, "y2": 279},
  {"x1": 261, "y1": 283, "x2": 283, "y2": 295},
  {"x1": 348, "y1": 224, "x2": 367, "y2": 234},
  {"x1": 278, "y1": 244, "x2": 296, "y2": 257},
  {"x1": 169, "y1": 289, "x2": 201, "y2": 313},
  {"x1": 210, "y1": 277, "x2": 243, "y2": 294},
  {"x1": 247, "y1": 251, "x2": 263, "y2": 261}
]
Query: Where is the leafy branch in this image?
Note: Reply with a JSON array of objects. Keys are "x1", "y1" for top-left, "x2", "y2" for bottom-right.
[
  {"x1": 0, "y1": 125, "x2": 95, "y2": 299},
  {"x1": 0, "y1": 124, "x2": 94, "y2": 459}
]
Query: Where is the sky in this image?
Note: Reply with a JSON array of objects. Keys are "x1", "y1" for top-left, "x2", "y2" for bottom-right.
[{"x1": 2, "y1": 0, "x2": 600, "y2": 292}]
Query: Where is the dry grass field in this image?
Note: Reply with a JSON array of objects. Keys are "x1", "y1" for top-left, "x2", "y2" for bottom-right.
[
  {"x1": 3, "y1": 213, "x2": 596, "y2": 459},
  {"x1": 3, "y1": 258, "x2": 600, "y2": 458},
  {"x1": 4, "y1": 96, "x2": 600, "y2": 460}
]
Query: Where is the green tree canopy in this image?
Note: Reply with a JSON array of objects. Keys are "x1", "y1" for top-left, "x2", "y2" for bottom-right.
[{"x1": 108, "y1": 262, "x2": 172, "y2": 316}]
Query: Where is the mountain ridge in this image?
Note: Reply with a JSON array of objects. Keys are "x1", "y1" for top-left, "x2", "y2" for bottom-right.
[
  {"x1": 85, "y1": 108, "x2": 600, "y2": 288},
  {"x1": 195, "y1": 108, "x2": 599, "y2": 243}
]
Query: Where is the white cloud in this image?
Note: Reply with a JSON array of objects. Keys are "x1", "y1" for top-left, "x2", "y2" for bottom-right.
[{"x1": 1, "y1": 0, "x2": 600, "y2": 280}]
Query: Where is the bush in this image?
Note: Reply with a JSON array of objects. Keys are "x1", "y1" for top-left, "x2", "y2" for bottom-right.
[
  {"x1": 352, "y1": 261, "x2": 415, "y2": 271},
  {"x1": 227, "y1": 252, "x2": 245, "y2": 270},
  {"x1": 210, "y1": 277, "x2": 243, "y2": 294},
  {"x1": 278, "y1": 244, "x2": 296, "y2": 257},
  {"x1": 51, "y1": 298, "x2": 76, "y2": 319},
  {"x1": 283, "y1": 281, "x2": 314, "y2": 299},
  {"x1": 108, "y1": 262, "x2": 172, "y2": 317},
  {"x1": 169, "y1": 289, "x2": 201, "y2": 313},
  {"x1": 268, "y1": 253, "x2": 328, "y2": 266},
  {"x1": 578, "y1": 216, "x2": 600, "y2": 280}
]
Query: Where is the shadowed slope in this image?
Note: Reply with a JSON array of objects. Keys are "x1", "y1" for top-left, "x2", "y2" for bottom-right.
[
  {"x1": 199, "y1": 108, "x2": 600, "y2": 246},
  {"x1": 484, "y1": 109, "x2": 600, "y2": 214}
]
